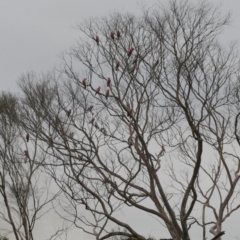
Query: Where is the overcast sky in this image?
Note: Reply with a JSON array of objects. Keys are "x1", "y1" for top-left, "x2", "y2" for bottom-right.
[{"x1": 1, "y1": 1, "x2": 240, "y2": 240}]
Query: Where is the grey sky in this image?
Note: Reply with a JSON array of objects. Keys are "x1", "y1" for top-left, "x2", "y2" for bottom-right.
[
  {"x1": 1, "y1": 0, "x2": 240, "y2": 92},
  {"x1": 1, "y1": 0, "x2": 240, "y2": 239}
]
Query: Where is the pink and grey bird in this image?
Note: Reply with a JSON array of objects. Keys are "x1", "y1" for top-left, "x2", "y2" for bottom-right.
[
  {"x1": 95, "y1": 86, "x2": 101, "y2": 95},
  {"x1": 128, "y1": 108, "x2": 134, "y2": 117},
  {"x1": 95, "y1": 35, "x2": 99, "y2": 45},
  {"x1": 69, "y1": 132, "x2": 74, "y2": 139},
  {"x1": 161, "y1": 145, "x2": 166, "y2": 152},
  {"x1": 82, "y1": 78, "x2": 87, "y2": 88},
  {"x1": 128, "y1": 47, "x2": 134, "y2": 57},
  {"x1": 107, "y1": 77, "x2": 111, "y2": 87},
  {"x1": 89, "y1": 118, "x2": 95, "y2": 124},
  {"x1": 129, "y1": 65, "x2": 136, "y2": 74},
  {"x1": 117, "y1": 30, "x2": 121, "y2": 39},
  {"x1": 67, "y1": 109, "x2": 72, "y2": 117},
  {"x1": 153, "y1": 60, "x2": 159, "y2": 68},
  {"x1": 115, "y1": 61, "x2": 120, "y2": 71},
  {"x1": 24, "y1": 150, "x2": 29, "y2": 158},
  {"x1": 87, "y1": 105, "x2": 93, "y2": 112},
  {"x1": 26, "y1": 133, "x2": 30, "y2": 142},
  {"x1": 100, "y1": 128, "x2": 107, "y2": 135},
  {"x1": 49, "y1": 137, "x2": 53, "y2": 148},
  {"x1": 128, "y1": 137, "x2": 133, "y2": 148},
  {"x1": 110, "y1": 32, "x2": 115, "y2": 40},
  {"x1": 106, "y1": 89, "x2": 110, "y2": 99},
  {"x1": 157, "y1": 145, "x2": 166, "y2": 158},
  {"x1": 132, "y1": 55, "x2": 138, "y2": 65}
]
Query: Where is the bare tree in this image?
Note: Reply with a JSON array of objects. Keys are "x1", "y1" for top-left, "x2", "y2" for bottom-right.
[
  {"x1": 0, "y1": 92, "x2": 66, "y2": 240},
  {"x1": 0, "y1": 235, "x2": 9, "y2": 240},
  {"x1": 18, "y1": 1, "x2": 240, "y2": 239}
]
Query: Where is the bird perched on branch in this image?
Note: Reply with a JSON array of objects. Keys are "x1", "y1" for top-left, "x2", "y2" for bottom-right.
[
  {"x1": 121, "y1": 102, "x2": 131, "y2": 117},
  {"x1": 117, "y1": 30, "x2": 121, "y2": 39},
  {"x1": 94, "y1": 122, "x2": 99, "y2": 129},
  {"x1": 162, "y1": 145, "x2": 165, "y2": 152},
  {"x1": 82, "y1": 78, "x2": 87, "y2": 88},
  {"x1": 66, "y1": 109, "x2": 72, "y2": 117},
  {"x1": 24, "y1": 150, "x2": 29, "y2": 163},
  {"x1": 26, "y1": 133, "x2": 30, "y2": 142},
  {"x1": 106, "y1": 89, "x2": 110, "y2": 99},
  {"x1": 49, "y1": 137, "x2": 53, "y2": 148},
  {"x1": 24, "y1": 150, "x2": 29, "y2": 158},
  {"x1": 94, "y1": 35, "x2": 99, "y2": 45},
  {"x1": 128, "y1": 108, "x2": 134, "y2": 118},
  {"x1": 86, "y1": 105, "x2": 93, "y2": 112},
  {"x1": 153, "y1": 60, "x2": 159, "y2": 68},
  {"x1": 128, "y1": 47, "x2": 134, "y2": 57},
  {"x1": 129, "y1": 65, "x2": 136, "y2": 74},
  {"x1": 107, "y1": 77, "x2": 111, "y2": 87},
  {"x1": 128, "y1": 137, "x2": 133, "y2": 148},
  {"x1": 110, "y1": 32, "x2": 115, "y2": 41},
  {"x1": 89, "y1": 118, "x2": 95, "y2": 124},
  {"x1": 69, "y1": 132, "x2": 77, "y2": 147},
  {"x1": 115, "y1": 61, "x2": 120, "y2": 71},
  {"x1": 132, "y1": 55, "x2": 138, "y2": 65},
  {"x1": 155, "y1": 159, "x2": 161, "y2": 172},
  {"x1": 100, "y1": 128, "x2": 107, "y2": 135},
  {"x1": 95, "y1": 86, "x2": 101, "y2": 95},
  {"x1": 157, "y1": 145, "x2": 166, "y2": 158},
  {"x1": 69, "y1": 132, "x2": 74, "y2": 139}
]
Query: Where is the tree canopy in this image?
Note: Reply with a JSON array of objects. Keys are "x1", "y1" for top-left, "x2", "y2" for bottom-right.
[{"x1": 1, "y1": 1, "x2": 240, "y2": 240}]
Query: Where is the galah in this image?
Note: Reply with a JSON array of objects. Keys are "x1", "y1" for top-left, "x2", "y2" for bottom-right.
[
  {"x1": 94, "y1": 122, "x2": 99, "y2": 129},
  {"x1": 155, "y1": 158, "x2": 161, "y2": 172},
  {"x1": 107, "y1": 77, "x2": 111, "y2": 86},
  {"x1": 161, "y1": 145, "x2": 166, "y2": 153},
  {"x1": 100, "y1": 128, "x2": 107, "y2": 135},
  {"x1": 128, "y1": 137, "x2": 133, "y2": 148},
  {"x1": 122, "y1": 103, "x2": 130, "y2": 114},
  {"x1": 49, "y1": 137, "x2": 53, "y2": 148},
  {"x1": 128, "y1": 47, "x2": 134, "y2": 57},
  {"x1": 67, "y1": 109, "x2": 72, "y2": 117},
  {"x1": 129, "y1": 65, "x2": 136, "y2": 74},
  {"x1": 24, "y1": 150, "x2": 29, "y2": 163},
  {"x1": 95, "y1": 86, "x2": 101, "y2": 95},
  {"x1": 106, "y1": 89, "x2": 110, "y2": 99},
  {"x1": 87, "y1": 105, "x2": 93, "y2": 112},
  {"x1": 115, "y1": 61, "x2": 120, "y2": 71},
  {"x1": 157, "y1": 146, "x2": 166, "y2": 158},
  {"x1": 69, "y1": 132, "x2": 74, "y2": 139},
  {"x1": 153, "y1": 60, "x2": 159, "y2": 68},
  {"x1": 69, "y1": 132, "x2": 76, "y2": 146},
  {"x1": 95, "y1": 35, "x2": 99, "y2": 45},
  {"x1": 132, "y1": 55, "x2": 138, "y2": 65},
  {"x1": 128, "y1": 108, "x2": 134, "y2": 117},
  {"x1": 24, "y1": 150, "x2": 29, "y2": 158},
  {"x1": 110, "y1": 32, "x2": 115, "y2": 40},
  {"x1": 26, "y1": 133, "x2": 30, "y2": 142},
  {"x1": 55, "y1": 117, "x2": 61, "y2": 127},
  {"x1": 82, "y1": 78, "x2": 87, "y2": 88},
  {"x1": 89, "y1": 118, "x2": 95, "y2": 124},
  {"x1": 117, "y1": 30, "x2": 121, "y2": 39}
]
